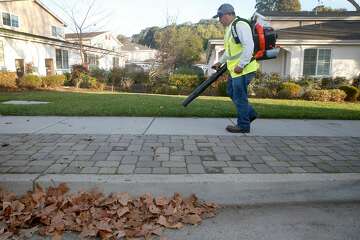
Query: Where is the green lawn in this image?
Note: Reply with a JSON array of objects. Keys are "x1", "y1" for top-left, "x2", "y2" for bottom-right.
[{"x1": 0, "y1": 90, "x2": 360, "y2": 119}]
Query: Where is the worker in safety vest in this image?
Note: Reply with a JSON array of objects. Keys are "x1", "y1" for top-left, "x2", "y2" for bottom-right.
[{"x1": 212, "y1": 4, "x2": 258, "y2": 133}]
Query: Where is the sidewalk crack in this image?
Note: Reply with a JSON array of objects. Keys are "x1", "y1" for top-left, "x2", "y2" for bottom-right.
[{"x1": 142, "y1": 117, "x2": 155, "y2": 135}]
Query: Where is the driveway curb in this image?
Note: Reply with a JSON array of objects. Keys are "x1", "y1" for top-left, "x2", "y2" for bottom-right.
[{"x1": 1, "y1": 173, "x2": 359, "y2": 205}]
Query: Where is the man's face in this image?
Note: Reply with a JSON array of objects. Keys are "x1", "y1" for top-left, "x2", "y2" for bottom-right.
[{"x1": 219, "y1": 13, "x2": 233, "y2": 27}]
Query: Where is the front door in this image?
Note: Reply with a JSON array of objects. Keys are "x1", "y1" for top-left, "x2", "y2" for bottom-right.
[
  {"x1": 15, "y1": 59, "x2": 24, "y2": 78},
  {"x1": 45, "y1": 58, "x2": 54, "y2": 76}
]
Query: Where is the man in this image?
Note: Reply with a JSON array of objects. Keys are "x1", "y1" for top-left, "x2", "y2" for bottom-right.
[{"x1": 212, "y1": 4, "x2": 258, "y2": 133}]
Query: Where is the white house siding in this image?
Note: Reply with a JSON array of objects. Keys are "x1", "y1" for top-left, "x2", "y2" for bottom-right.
[
  {"x1": 278, "y1": 45, "x2": 360, "y2": 79},
  {"x1": 0, "y1": 36, "x2": 56, "y2": 75},
  {"x1": 331, "y1": 46, "x2": 360, "y2": 79}
]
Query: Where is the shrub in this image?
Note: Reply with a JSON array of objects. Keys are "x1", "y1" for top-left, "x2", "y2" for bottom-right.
[
  {"x1": 63, "y1": 72, "x2": 71, "y2": 86},
  {"x1": 169, "y1": 74, "x2": 200, "y2": 91},
  {"x1": 217, "y1": 81, "x2": 227, "y2": 96},
  {"x1": 303, "y1": 89, "x2": 346, "y2": 102},
  {"x1": 41, "y1": 75, "x2": 66, "y2": 88},
  {"x1": 254, "y1": 87, "x2": 274, "y2": 98},
  {"x1": 89, "y1": 67, "x2": 110, "y2": 84},
  {"x1": 70, "y1": 64, "x2": 89, "y2": 87},
  {"x1": 125, "y1": 64, "x2": 149, "y2": 84},
  {"x1": 18, "y1": 74, "x2": 42, "y2": 89},
  {"x1": 297, "y1": 76, "x2": 321, "y2": 91},
  {"x1": 321, "y1": 77, "x2": 349, "y2": 89},
  {"x1": 0, "y1": 71, "x2": 17, "y2": 89},
  {"x1": 277, "y1": 82, "x2": 302, "y2": 99},
  {"x1": 339, "y1": 85, "x2": 359, "y2": 102},
  {"x1": 329, "y1": 89, "x2": 347, "y2": 102}
]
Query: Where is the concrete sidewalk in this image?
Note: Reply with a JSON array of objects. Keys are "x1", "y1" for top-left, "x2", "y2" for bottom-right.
[{"x1": 0, "y1": 116, "x2": 360, "y2": 136}]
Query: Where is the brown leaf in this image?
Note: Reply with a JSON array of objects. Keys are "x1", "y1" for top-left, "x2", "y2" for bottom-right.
[
  {"x1": 155, "y1": 196, "x2": 169, "y2": 206},
  {"x1": 114, "y1": 193, "x2": 131, "y2": 206},
  {"x1": 116, "y1": 207, "x2": 129, "y2": 218},
  {"x1": 183, "y1": 214, "x2": 202, "y2": 225},
  {"x1": 80, "y1": 225, "x2": 98, "y2": 238},
  {"x1": 95, "y1": 220, "x2": 112, "y2": 233},
  {"x1": 149, "y1": 204, "x2": 160, "y2": 214}
]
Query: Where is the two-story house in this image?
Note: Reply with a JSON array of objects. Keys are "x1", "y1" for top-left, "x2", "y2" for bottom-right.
[
  {"x1": 120, "y1": 42, "x2": 158, "y2": 69},
  {"x1": 0, "y1": 0, "x2": 124, "y2": 77},
  {"x1": 207, "y1": 11, "x2": 360, "y2": 80},
  {"x1": 65, "y1": 31, "x2": 125, "y2": 69}
]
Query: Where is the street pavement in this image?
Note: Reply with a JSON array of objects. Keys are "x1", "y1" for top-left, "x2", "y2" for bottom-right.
[{"x1": 28, "y1": 202, "x2": 360, "y2": 240}]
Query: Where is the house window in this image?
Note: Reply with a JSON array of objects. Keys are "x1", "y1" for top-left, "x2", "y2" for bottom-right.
[
  {"x1": 56, "y1": 49, "x2": 69, "y2": 69},
  {"x1": 52, "y1": 26, "x2": 64, "y2": 38},
  {"x1": 303, "y1": 48, "x2": 331, "y2": 76},
  {"x1": 113, "y1": 57, "x2": 119, "y2": 68},
  {"x1": 86, "y1": 53, "x2": 99, "y2": 66},
  {"x1": 2, "y1": 12, "x2": 19, "y2": 28},
  {"x1": 0, "y1": 41, "x2": 4, "y2": 66}
]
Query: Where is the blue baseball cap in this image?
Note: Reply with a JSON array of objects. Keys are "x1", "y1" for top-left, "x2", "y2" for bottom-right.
[{"x1": 213, "y1": 3, "x2": 235, "y2": 18}]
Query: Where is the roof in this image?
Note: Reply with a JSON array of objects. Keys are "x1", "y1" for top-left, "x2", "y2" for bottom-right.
[
  {"x1": 65, "y1": 31, "x2": 107, "y2": 39},
  {"x1": 277, "y1": 21, "x2": 360, "y2": 40},
  {"x1": 259, "y1": 11, "x2": 360, "y2": 18},
  {"x1": 121, "y1": 42, "x2": 154, "y2": 51}
]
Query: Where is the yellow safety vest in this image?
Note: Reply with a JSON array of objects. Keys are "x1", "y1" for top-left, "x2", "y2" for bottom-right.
[{"x1": 224, "y1": 19, "x2": 259, "y2": 78}]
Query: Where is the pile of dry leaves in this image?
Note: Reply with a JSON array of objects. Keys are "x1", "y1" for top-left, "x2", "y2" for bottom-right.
[{"x1": 0, "y1": 184, "x2": 218, "y2": 239}]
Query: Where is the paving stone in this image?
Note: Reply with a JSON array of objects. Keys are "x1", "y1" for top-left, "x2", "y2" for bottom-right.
[
  {"x1": 0, "y1": 167, "x2": 11, "y2": 173},
  {"x1": 253, "y1": 164, "x2": 274, "y2": 173},
  {"x1": 63, "y1": 166, "x2": 83, "y2": 174},
  {"x1": 135, "y1": 168, "x2": 152, "y2": 174},
  {"x1": 138, "y1": 156, "x2": 154, "y2": 161},
  {"x1": 81, "y1": 167, "x2": 100, "y2": 174},
  {"x1": 222, "y1": 167, "x2": 240, "y2": 174},
  {"x1": 152, "y1": 167, "x2": 170, "y2": 174},
  {"x1": 202, "y1": 161, "x2": 228, "y2": 167},
  {"x1": 289, "y1": 167, "x2": 307, "y2": 173},
  {"x1": 266, "y1": 161, "x2": 291, "y2": 167},
  {"x1": 162, "y1": 161, "x2": 186, "y2": 168},
  {"x1": 8, "y1": 166, "x2": 29, "y2": 173},
  {"x1": 271, "y1": 166, "x2": 291, "y2": 173},
  {"x1": 137, "y1": 161, "x2": 161, "y2": 168},
  {"x1": 170, "y1": 156, "x2": 185, "y2": 161},
  {"x1": 205, "y1": 167, "x2": 223, "y2": 174},
  {"x1": 227, "y1": 161, "x2": 252, "y2": 168},
  {"x1": 170, "y1": 168, "x2": 187, "y2": 174},
  {"x1": 315, "y1": 163, "x2": 338, "y2": 173},
  {"x1": 70, "y1": 161, "x2": 94, "y2": 167},
  {"x1": 187, "y1": 164, "x2": 205, "y2": 174},
  {"x1": 215, "y1": 154, "x2": 231, "y2": 161},
  {"x1": 98, "y1": 167, "x2": 117, "y2": 174},
  {"x1": 2, "y1": 160, "x2": 29, "y2": 167},
  {"x1": 239, "y1": 167, "x2": 257, "y2": 174},
  {"x1": 185, "y1": 156, "x2": 202, "y2": 163},
  {"x1": 94, "y1": 161, "x2": 119, "y2": 168},
  {"x1": 26, "y1": 166, "x2": 49, "y2": 173},
  {"x1": 117, "y1": 165, "x2": 135, "y2": 174},
  {"x1": 45, "y1": 164, "x2": 67, "y2": 174},
  {"x1": 302, "y1": 166, "x2": 323, "y2": 173}
]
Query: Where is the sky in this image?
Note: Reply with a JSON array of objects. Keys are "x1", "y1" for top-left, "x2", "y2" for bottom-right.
[{"x1": 41, "y1": 0, "x2": 357, "y2": 37}]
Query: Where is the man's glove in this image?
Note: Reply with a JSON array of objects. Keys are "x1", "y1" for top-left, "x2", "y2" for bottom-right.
[{"x1": 211, "y1": 62, "x2": 222, "y2": 71}]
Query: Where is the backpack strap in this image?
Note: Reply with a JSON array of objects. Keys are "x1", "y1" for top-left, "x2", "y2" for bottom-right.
[{"x1": 231, "y1": 17, "x2": 251, "y2": 44}]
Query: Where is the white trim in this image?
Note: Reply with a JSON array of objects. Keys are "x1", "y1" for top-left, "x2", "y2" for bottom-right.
[
  {"x1": 278, "y1": 39, "x2": 360, "y2": 46},
  {"x1": 265, "y1": 16, "x2": 360, "y2": 21}
]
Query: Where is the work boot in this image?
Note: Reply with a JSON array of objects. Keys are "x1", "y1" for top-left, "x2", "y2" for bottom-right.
[
  {"x1": 250, "y1": 115, "x2": 257, "y2": 123},
  {"x1": 226, "y1": 125, "x2": 250, "y2": 133}
]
